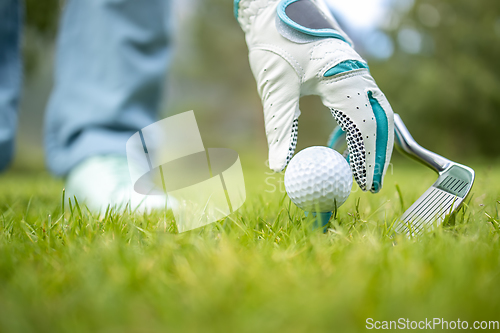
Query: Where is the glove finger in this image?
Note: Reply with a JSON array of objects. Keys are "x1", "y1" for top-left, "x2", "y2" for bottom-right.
[
  {"x1": 249, "y1": 49, "x2": 302, "y2": 172},
  {"x1": 265, "y1": 99, "x2": 300, "y2": 172},
  {"x1": 318, "y1": 72, "x2": 393, "y2": 192}
]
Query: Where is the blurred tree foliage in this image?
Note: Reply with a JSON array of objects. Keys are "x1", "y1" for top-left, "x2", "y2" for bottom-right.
[
  {"x1": 372, "y1": 0, "x2": 500, "y2": 158},
  {"x1": 173, "y1": 0, "x2": 267, "y2": 150},
  {"x1": 24, "y1": 0, "x2": 59, "y2": 36},
  {"x1": 23, "y1": 0, "x2": 61, "y2": 75}
]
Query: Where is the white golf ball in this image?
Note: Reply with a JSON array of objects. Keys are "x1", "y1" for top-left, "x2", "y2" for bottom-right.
[{"x1": 284, "y1": 146, "x2": 353, "y2": 212}]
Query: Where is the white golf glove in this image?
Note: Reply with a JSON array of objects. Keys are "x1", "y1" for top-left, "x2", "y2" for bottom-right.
[{"x1": 235, "y1": 0, "x2": 394, "y2": 192}]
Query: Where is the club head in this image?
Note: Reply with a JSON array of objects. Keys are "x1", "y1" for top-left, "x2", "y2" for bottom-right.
[
  {"x1": 393, "y1": 114, "x2": 475, "y2": 237},
  {"x1": 394, "y1": 162, "x2": 475, "y2": 237}
]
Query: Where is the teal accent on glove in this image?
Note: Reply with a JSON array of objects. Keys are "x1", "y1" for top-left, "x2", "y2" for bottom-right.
[
  {"x1": 324, "y1": 60, "x2": 369, "y2": 77},
  {"x1": 234, "y1": 0, "x2": 241, "y2": 18},
  {"x1": 277, "y1": 0, "x2": 349, "y2": 45},
  {"x1": 368, "y1": 91, "x2": 388, "y2": 193}
]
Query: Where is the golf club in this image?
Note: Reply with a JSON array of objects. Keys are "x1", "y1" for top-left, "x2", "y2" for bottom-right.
[{"x1": 393, "y1": 114, "x2": 475, "y2": 236}]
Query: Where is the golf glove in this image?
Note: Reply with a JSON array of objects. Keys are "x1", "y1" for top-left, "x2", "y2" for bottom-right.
[{"x1": 235, "y1": 0, "x2": 394, "y2": 192}]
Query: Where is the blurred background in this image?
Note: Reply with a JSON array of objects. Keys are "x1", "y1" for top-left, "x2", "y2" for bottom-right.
[{"x1": 16, "y1": 0, "x2": 500, "y2": 170}]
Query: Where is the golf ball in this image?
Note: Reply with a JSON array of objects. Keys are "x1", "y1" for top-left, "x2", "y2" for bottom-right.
[{"x1": 284, "y1": 146, "x2": 353, "y2": 212}]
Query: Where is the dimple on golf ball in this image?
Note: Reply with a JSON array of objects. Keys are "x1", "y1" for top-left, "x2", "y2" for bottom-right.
[{"x1": 284, "y1": 146, "x2": 353, "y2": 212}]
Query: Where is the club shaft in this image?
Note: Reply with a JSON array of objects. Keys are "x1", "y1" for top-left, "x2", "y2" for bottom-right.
[{"x1": 393, "y1": 114, "x2": 451, "y2": 173}]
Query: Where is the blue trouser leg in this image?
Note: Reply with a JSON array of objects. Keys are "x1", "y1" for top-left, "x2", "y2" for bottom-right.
[
  {"x1": 0, "y1": 0, "x2": 22, "y2": 171},
  {"x1": 45, "y1": 0, "x2": 173, "y2": 176}
]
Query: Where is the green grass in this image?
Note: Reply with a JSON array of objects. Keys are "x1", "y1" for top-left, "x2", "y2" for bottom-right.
[{"x1": 0, "y1": 161, "x2": 499, "y2": 332}]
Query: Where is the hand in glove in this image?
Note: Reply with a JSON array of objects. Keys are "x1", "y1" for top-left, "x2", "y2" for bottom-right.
[{"x1": 235, "y1": 0, "x2": 394, "y2": 192}]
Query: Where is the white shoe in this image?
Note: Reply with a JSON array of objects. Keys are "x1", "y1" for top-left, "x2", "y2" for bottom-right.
[{"x1": 65, "y1": 155, "x2": 174, "y2": 213}]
